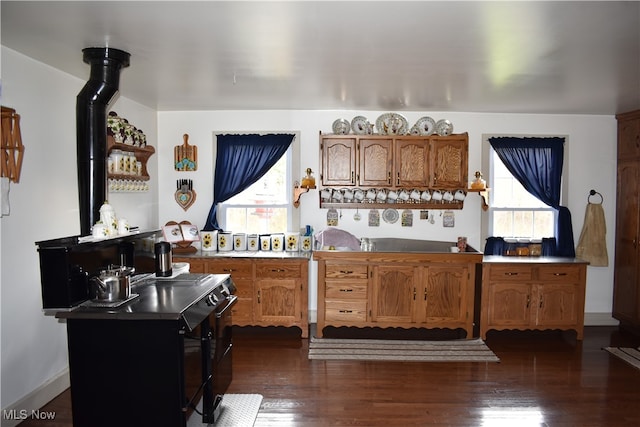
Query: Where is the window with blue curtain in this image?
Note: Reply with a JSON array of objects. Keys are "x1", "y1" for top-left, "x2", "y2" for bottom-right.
[
  {"x1": 487, "y1": 136, "x2": 575, "y2": 257},
  {"x1": 203, "y1": 133, "x2": 295, "y2": 231}
]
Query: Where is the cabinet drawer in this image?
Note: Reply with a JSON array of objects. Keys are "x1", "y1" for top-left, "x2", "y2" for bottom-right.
[
  {"x1": 256, "y1": 261, "x2": 301, "y2": 278},
  {"x1": 326, "y1": 281, "x2": 368, "y2": 299},
  {"x1": 207, "y1": 260, "x2": 253, "y2": 278},
  {"x1": 488, "y1": 265, "x2": 533, "y2": 281},
  {"x1": 325, "y1": 263, "x2": 368, "y2": 279},
  {"x1": 537, "y1": 265, "x2": 581, "y2": 282},
  {"x1": 325, "y1": 300, "x2": 367, "y2": 322}
]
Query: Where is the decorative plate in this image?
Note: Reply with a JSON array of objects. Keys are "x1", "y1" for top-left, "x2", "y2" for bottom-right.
[
  {"x1": 409, "y1": 124, "x2": 421, "y2": 135},
  {"x1": 332, "y1": 118, "x2": 351, "y2": 135},
  {"x1": 351, "y1": 116, "x2": 371, "y2": 134},
  {"x1": 435, "y1": 119, "x2": 454, "y2": 136},
  {"x1": 382, "y1": 208, "x2": 399, "y2": 224},
  {"x1": 414, "y1": 116, "x2": 436, "y2": 135},
  {"x1": 375, "y1": 113, "x2": 408, "y2": 135}
]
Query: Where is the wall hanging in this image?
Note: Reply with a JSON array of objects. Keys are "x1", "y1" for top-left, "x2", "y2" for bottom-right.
[
  {"x1": 174, "y1": 134, "x2": 197, "y2": 171},
  {"x1": 1, "y1": 106, "x2": 25, "y2": 183},
  {"x1": 175, "y1": 179, "x2": 196, "y2": 211}
]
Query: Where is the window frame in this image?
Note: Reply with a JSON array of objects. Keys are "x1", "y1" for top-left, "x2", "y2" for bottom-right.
[
  {"x1": 481, "y1": 133, "x2": 569, "y2": 241},
  {"x1": 215, "y1": 131, "x2": 300, "y2": 233}
]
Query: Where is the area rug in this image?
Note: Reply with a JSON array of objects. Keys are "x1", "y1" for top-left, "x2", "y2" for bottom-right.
[
  {"x1": 604, "y1": 346, "x2": 640, "y2": 370},
  {"x1": 308, "y1": 337, "x2": 500, "y2": 362},
  {"x1": 188, "y1": 394, "x2": 263, "y2": 427}
]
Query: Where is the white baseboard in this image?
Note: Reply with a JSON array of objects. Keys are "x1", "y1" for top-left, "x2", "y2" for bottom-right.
[
  {"x1": 1, "y1": 368, "x2": 69, "y2": 427},
  {"x1": 584, "y1": 312, "x2": 619, "y2": 326}
]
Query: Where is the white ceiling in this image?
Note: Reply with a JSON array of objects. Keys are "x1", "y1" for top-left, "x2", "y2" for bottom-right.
[{"x1": 2, "y1": 1, "x2": 639, "y2": 115}]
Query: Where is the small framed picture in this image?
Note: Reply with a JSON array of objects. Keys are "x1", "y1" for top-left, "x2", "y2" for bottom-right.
[{"x1": 180, "y1": 223, "x2": 200, "y2": 241}]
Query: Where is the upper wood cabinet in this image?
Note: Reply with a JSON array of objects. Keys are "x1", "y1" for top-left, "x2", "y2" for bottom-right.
[
  {"x1": 430, "y1": 136, "x2": 468, "y2": 188},
  {"x1": 395, "y1": 138, "x2": 430, "y2": 187},
  {"x1": 320, "y1": 132, "x2": 468, "y2": 189},
  {"x1": 321, "y1": 137, "x2": 357, "y2": 186},
  {"x1": 359, "y1": 138, "x2": 393, "y2": 186}
]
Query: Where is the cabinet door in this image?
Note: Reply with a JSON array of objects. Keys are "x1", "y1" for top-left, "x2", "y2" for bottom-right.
[
  {"x1": 255, "y1": 279, "x2": 301, "y2": 324},
  {"x1": 618, "y1": 117, "x2": 640, "y2": 160},
  {"x1": 430, "y1": 136, "x2": 468, "y2": 188},
  {"x1": 395, "y1": 139, "x2": 430, "y2": 187},
  {"x1": 370, "y1": 265, "x2": 418, "y2": 324},
  {"x1": 359, "y1": 138, "x2": 393, "y2": 186},
  {"x1": 321, "y1": 137, "x2": 357, "y2": 186},
  {"x1": 613, "y1": 161, "x2": 640, "y2": 323},
  {"x1": 535, "y1": 283, "x2": 580, "y2": 327},
  {"x1": 484, "y1": 282, "x2": 533, "y2": 328},
  {"x1": 420, "y1": 266, "x2": 467, "y2": 323}
]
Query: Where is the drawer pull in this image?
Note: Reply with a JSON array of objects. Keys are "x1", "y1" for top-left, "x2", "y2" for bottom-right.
[
  {"x1": 270, "y1": 268, "x2": 285, "y2": 273},
  {"x1": 338, "y1": 310, "x2": 353, "y2": 314},
  {"x1": 223, "y1": 269, "x2": 234, "y2": 273},
  {"x1": 505, "y1": 272, "x2": 519, "y2": 276},
  {"x1": 340, "y1": 289, "x2": 354, "y2": 292},
  {"x1": 553, "y1": 272, "x2": 568, "y2": 276},
  {"x1": 339, "y1": 270, "x2": 354, "y2": 274}
]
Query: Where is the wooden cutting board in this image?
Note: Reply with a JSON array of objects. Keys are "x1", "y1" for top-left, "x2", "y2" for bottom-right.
[{"x1": 174, "y1": 134, "x2": 197, "y2": 171}]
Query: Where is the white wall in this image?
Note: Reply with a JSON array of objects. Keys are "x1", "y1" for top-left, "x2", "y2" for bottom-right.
[
  {"x1": 0, "y1": 47, "x2": 158, "y2": 413},
  {"x1": 157, "y1": 110, "x2": 618, "y2": 321}
]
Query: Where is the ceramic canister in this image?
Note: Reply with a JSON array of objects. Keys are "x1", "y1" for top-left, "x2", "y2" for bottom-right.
[
  {"x1": 300, "y1": 235, "x2": 313, "y2": 252},
  {"x1": 247, "y1": 234, "x2": 259, "y2": 251},
  {"x1": 285, "y1": 232, "x2": 300, "y2": 252},
  {"x1": 200, "y1": 230, "x2": 218, "y2": 251},
  {"x1": 259, "y1": 235, "x2": 271, "y2": 251},
  {"x1": 271, "y1": 234, "x2": 284, "y2": 252},
  {"x1": 218, "y1": 232, "x2": 233, "y2": 252},
  {"x1": 233, "y1": 233, "x2": 247, "y2": 251}
]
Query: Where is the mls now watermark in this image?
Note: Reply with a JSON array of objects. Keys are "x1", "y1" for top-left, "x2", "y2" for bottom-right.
[{"x1": 3, "y1": 409, "x2": 56, "y2": 421}]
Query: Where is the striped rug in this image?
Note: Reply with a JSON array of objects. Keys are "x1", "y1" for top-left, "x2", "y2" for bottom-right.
[
  {"x1": 308, "y1": 337, "x2": 499, "y2": 362},
  {"x1": 604, "y1": 346, "x2": 640, "y2": 370}
]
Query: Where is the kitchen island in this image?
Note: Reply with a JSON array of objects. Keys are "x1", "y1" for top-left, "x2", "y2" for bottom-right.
[{"x1": 313, "y1": 239, "x2": 484, "y2": 338}]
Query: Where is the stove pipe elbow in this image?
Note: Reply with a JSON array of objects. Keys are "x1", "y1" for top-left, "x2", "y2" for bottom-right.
[{"x1": 76, "y1": 47, "x2": 130, "y2": 236}]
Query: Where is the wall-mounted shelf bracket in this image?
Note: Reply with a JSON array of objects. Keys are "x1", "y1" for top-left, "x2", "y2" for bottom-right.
[
  {"x1": 467, "y1": 188, "x2": 490, "y2": 211},
  {"x1": 293, "y1": 184, "x2": 316, "y2": 208}
]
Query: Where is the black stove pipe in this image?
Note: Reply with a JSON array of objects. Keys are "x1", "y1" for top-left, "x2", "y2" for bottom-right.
[{"x1": 76, "y1": 47, "x2": 130, "y2": 236}]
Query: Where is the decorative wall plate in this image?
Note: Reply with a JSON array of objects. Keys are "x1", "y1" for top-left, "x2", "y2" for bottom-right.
[
  {"x1": 375, "y1": 113, "x2": 408, "y2": 135},
  {"x1": 175, "y1": 179, "x2": 196, "y2": 211},
  {"x1": 332, "y1": 119, "x2": 351, "y2": 135}
]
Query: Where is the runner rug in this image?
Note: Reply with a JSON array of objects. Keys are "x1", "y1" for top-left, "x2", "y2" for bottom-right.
[
  {"x1": 188, "y1": 394, "x2": 263, "y2": 427},
  {"x1": 604, "y1": 346, "x2": 640, "y2": 370},
  {"x1": 308, "y1": 337, "x2": 499, "y2": 362}
]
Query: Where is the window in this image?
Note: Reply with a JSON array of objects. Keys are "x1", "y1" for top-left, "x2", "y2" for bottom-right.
[
  {"x1": 489, "y1": 147, "x2": 556, "y2": 239},
  {"x1": 218, "y1": 145, "x2": 293, "y2": 234}
]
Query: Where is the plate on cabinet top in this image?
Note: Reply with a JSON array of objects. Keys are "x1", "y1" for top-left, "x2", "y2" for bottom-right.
[
  {"x1": 435, "y1": 119, "x2": 454, "y2": 136},
  {"x1": 382, "y1": 208, "x2": 399, "y2": 224},
  {"x1": 332, "y1": 119, "x2": 351, "y2": 135},
  {"x1": 414, "y1": 116, "x2": 436, "y2": 135},
  {"x1": 375, "y1": 113, "x2": 408, "y2": 135},
  {"x1": 351, "y1": 116, "x2": 372, "y2": 134}
]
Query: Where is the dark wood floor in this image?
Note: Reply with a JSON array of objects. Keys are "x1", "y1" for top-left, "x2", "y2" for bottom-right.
[{"x1": 18, "y1": 326, "x2": 640, "y2": 426}]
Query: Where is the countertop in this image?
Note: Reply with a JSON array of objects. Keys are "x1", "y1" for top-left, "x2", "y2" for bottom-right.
[
  {"x1": 174, "y1": 250, "x2": 312, "y2": 259},
  {"x1": 482, "y1": 255, "x2": 589, "y2": 264},
  {"x1": 55, "y1": 273, "x2": 233, "y2": 324}
]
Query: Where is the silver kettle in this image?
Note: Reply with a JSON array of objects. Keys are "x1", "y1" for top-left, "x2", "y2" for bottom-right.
[{"x1": 90, "y1": 265, "x2": 135, "y2": 301}]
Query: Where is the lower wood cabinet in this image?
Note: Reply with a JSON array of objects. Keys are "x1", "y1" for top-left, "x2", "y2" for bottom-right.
[
  {"x1": 315, "y1": 251, "x2": 483, "y2": 338},
  {"x1": 174, "y1": 256, "x2": 309, "y2": 337},
  {"x1": 480, "y1": 258, "x2": 588, "y2": 339}
]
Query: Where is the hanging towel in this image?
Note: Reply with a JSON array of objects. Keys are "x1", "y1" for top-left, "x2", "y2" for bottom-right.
[{"x1": 576, "y1": 202, "x2": 608, "y2": 266}]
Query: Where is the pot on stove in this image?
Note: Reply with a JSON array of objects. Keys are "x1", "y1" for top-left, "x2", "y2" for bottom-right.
[{"x1": 90, "y1": 265, "x2": 135, "y2": 301}]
